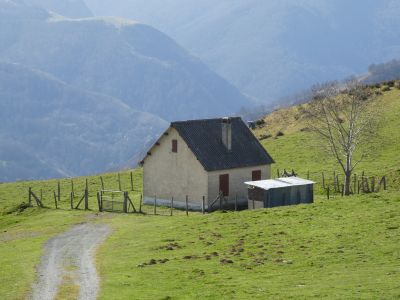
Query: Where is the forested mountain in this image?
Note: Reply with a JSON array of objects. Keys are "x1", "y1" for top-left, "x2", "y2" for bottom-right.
[
  {"x1": 0, "y1": 0, "x2": 251, "y2": 181},
  {"x1": 0, "y1": 1, "x2": 249, "y2": 121},
  {"x1": 0, "y1": 62, "x2": 167, "y2": 181},
  {"x1": 85, "y1": 0, "x2": 400, "y2": 104}
]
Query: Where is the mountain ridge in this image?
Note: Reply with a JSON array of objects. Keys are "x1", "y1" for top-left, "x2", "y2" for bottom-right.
[{"x1": 0, "y1": 61, "x2": 167, "y2": 182}]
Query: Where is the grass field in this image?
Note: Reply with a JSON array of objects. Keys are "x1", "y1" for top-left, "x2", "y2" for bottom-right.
[
  {"x1": 257, "y1": 86, "x2": 400, "y2": 191},
  {"x1": 97, "y1": 191, "x2": 400, "y2": 299},
  {"x1": 0, "y1": 86, "x2": 399, "y2": 299}
]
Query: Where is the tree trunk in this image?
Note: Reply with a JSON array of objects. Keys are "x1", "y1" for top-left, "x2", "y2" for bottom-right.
[
  {"x1": 344, "y1": 171, "x2": 352, "y2": 195},
  {"x1": 344, "y1": 154, "x2": 352, "y2": 196}
]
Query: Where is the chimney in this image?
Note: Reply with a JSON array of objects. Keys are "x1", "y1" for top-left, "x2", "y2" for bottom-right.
[{"x1": 221, "y1": 117, "x2": 232, "y2": 151}]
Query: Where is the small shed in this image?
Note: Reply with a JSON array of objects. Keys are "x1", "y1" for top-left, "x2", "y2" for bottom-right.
[{"x1": 245, "y1": 177, "x2": 315, "y2": 209}]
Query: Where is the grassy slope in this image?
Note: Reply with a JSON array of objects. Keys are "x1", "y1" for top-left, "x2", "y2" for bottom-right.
[
  {"x1": 0, "y1": 86, "x2": 399, "y2": 299},
  {"x1": 97, "y1": 192, "x2": 400, "y2": 299},
  {"x1": 256, "y1": 86, "x2": 400, "y2": 190}
]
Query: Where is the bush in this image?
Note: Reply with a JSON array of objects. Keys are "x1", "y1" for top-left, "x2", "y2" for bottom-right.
[
  {"x1": 373, "y1": 83, "x2": 381, "y2": 89},
  {"x1": 276, "y1": 131, "x2": 284, "y2": 137},
  {"x1": 382, "y1": 86, "x2": 391, "y2": 92},
  {"x1": 255, "y1": 119, "x2": 265, "y2": 126},
  {"x1": 259, "y1": 134, "x2": 272, "y2": 141},
  {"x1": 387, "y1": 80, "x2": 395, "y2": 87}
]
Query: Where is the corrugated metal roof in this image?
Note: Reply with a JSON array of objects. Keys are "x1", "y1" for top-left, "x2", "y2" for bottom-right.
[
  {"x1": 171, "y1": 117, "x2": 274, "y2": 171},
  {"x1": 245, "y1": 177, "x2": 315, "y2": 190}
]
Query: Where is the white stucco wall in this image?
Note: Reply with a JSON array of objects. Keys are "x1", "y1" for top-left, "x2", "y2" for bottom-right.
[
  {"x1": 207, "y1": 164, "x2": 271, "y2": 206},
  {"x1": 142, "y1": 127, "x2": 208, "y2": 209}
]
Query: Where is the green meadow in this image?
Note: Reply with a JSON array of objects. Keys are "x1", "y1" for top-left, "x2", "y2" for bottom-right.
[{"x1": 0, "y1": 85, "x2": 399, "y2": 299}]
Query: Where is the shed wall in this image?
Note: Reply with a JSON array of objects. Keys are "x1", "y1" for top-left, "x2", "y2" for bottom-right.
[
  {"x1": 247, "y1": 184, "x2": 314, "y2": 209},
  {"x1": 208, "y1": 164, "x2": 271, "y2": 207}
]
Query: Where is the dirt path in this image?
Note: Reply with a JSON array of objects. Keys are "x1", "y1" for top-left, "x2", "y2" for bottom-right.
[{"x1": 30, "y1": 223, "x2": 111, "y2": 300}]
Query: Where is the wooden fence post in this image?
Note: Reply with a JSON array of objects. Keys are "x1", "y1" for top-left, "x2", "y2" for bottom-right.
[
  {"x1": 327, "y1": 186, "x2": 330, "y2": 200},
  {"x1": 85, "y1": 178, "x2": 88, "y2": 192},
  {"x1": 154, "y1": 196, "x2": 157, "y2": 215},
  {"x1": 234, "y1": 195, "x2": 238, "y2": 211},
  {"x1": 139, "y1": 194, "x2": 143, "y2": 213},
  {"x1": 130, "y1": 172, "x2": 134, "y2": 191},
  {"x1": 202, "y1": 196, "x2": 205, "y2": 215},
  {"x1": 70, "y1": 192, "x2": 73, "y2": 209},
  {"x1": 57, "y1": 181, "x2": 61, "y2": 202},
  {"x1": 71, "y1": 179, "x2": 75, "y2": 195},
  {"x1": 322, "y1": 172, "x2": 325, "y2": 188},
  {"x1": 170, "y1": 197, "x2": 174, "y2": 216},
  {"x1": 371, "y1": 177, "x2": 375, "y2": 192},
  {"x1": 383, "y1": 176, "x2": 387, "y2": 190},
  {"x1": 123, "y1": 192, "x2": 128, "y2": 213},
  {"x1": 29, "y1": 187, "x2": 32, "y2": 206},
  {"x1": 353, "y1": 174, "x2": 357, "y2": 195},
  {"x1": 277, "y1": 168, "x2": 280, "y2": 178},
  {"x1": 100, "y1": 176, "x2": 104, "y2": 190},
  {"x1": 118, "y1": 173, "x2": 122, "y2": 191},
  {"x1": 84, "y1": 188, "x2": 89, "y2": 210},
  {"x1": 341, "y1": 184, "x2": 344, "y2": 197},
  {"x1": 53, "y1": 191, "x2": 58, "y2": 209},
  {"x1": 365, "y1": 177, "x2": 371, "y2": 193},
  {"x1": 186, "y1": 195, "x2": 189, "y2": 216},
  {"x1": 97, "y1": 192, "x2": 102, "y2": 212},
  {"x1": 307, "y1": 171, "x2": 310, "y2": 180}
]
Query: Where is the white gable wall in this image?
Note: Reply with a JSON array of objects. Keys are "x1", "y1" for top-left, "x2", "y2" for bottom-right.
[{"x1": 143, "y1": 127, "x2": 208, "y2": 209}]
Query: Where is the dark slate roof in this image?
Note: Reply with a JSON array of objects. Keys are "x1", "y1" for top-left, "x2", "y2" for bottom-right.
[{"x1": 171, "y1": 117, "x2": 274, "y2": 171}]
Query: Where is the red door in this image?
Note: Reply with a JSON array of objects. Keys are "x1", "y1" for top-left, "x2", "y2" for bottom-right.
[
  {"x1": 219, "y1": 174, "x2": 229, "y2": 196},
  {"x1": 252, "y1": 170, "x2": 262, "y2": 181}
]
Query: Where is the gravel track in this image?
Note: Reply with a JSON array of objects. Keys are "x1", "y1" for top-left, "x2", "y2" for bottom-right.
[{"x1": 29, "y1": 223, "x2": 111, "y2": 300}]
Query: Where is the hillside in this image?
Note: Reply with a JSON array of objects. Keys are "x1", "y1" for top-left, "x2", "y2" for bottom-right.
[
  {"x1": 86, "y1": 0, "x2": 400, "y2": 104},
  {"x1": 0, "y1": 0, "x2": 250, "y2": 121},
  {"x1": 0, "y1": 0, "x2": 251, "y2": 181},
  {"x1": 0, "y1": 176, "x2": 399, "y2": 299},
  {"x1": 253, "y1": 81, "x2": 400, "y2": 189},
  {"x1": 0, "y1": 81, "x2": 399, "y2": 299},
  {"x1": 0, "y1": 62, "x2": 167, "y2": 182}
]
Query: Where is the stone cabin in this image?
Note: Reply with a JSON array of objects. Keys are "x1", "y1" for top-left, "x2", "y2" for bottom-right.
[{"x1": 140, "y1": 117, "x2": 274, "y2": 210}]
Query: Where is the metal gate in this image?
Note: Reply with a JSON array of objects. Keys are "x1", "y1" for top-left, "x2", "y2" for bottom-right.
[{"x1": 98, "y1": 190, "x2": 136, "y2": 213}]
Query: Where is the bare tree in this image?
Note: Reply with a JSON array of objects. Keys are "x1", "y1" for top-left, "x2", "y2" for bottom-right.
[{"x1": 302, "y1": 81, "x2": 378, "y2": 195}]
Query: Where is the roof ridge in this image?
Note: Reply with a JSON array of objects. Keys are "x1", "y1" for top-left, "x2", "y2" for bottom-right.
[{"x1": 171, "y1": 116, "x2": 240, "y2": 125}]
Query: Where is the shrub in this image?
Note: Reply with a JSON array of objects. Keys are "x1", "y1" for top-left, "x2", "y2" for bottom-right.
[
  {"x1": 300, "y1": 127, "x2": 311, "y2": 132},
  {"x1": 276, "y1": 131, "x2": 284, "y2": 137},
  {"x1": 259, "y1": 134, "x2": 272, "y2": 141},
  {"x1": 387, "y1": 80, "x2": 395, "y2": 87},
  {"x1": 373, "y1": 83, "x2": 381, "y2": 89},
  {"x1": 255, "y1": 119, "x2": 265, "y2": 126},
  {"x1": 382, "y1": 86, "x2": 391, "y2": 92}
]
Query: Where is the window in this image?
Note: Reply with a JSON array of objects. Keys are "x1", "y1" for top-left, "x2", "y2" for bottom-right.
[
  {"x1": 252, "y1": 170, "x2": 262, "y2": 181},
  {"x1": 219, "y1": 174, "x2": 229, "y2": 196},
  {"x1": 172, "y1": 139, "x2": 178, "y2": 153}
]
